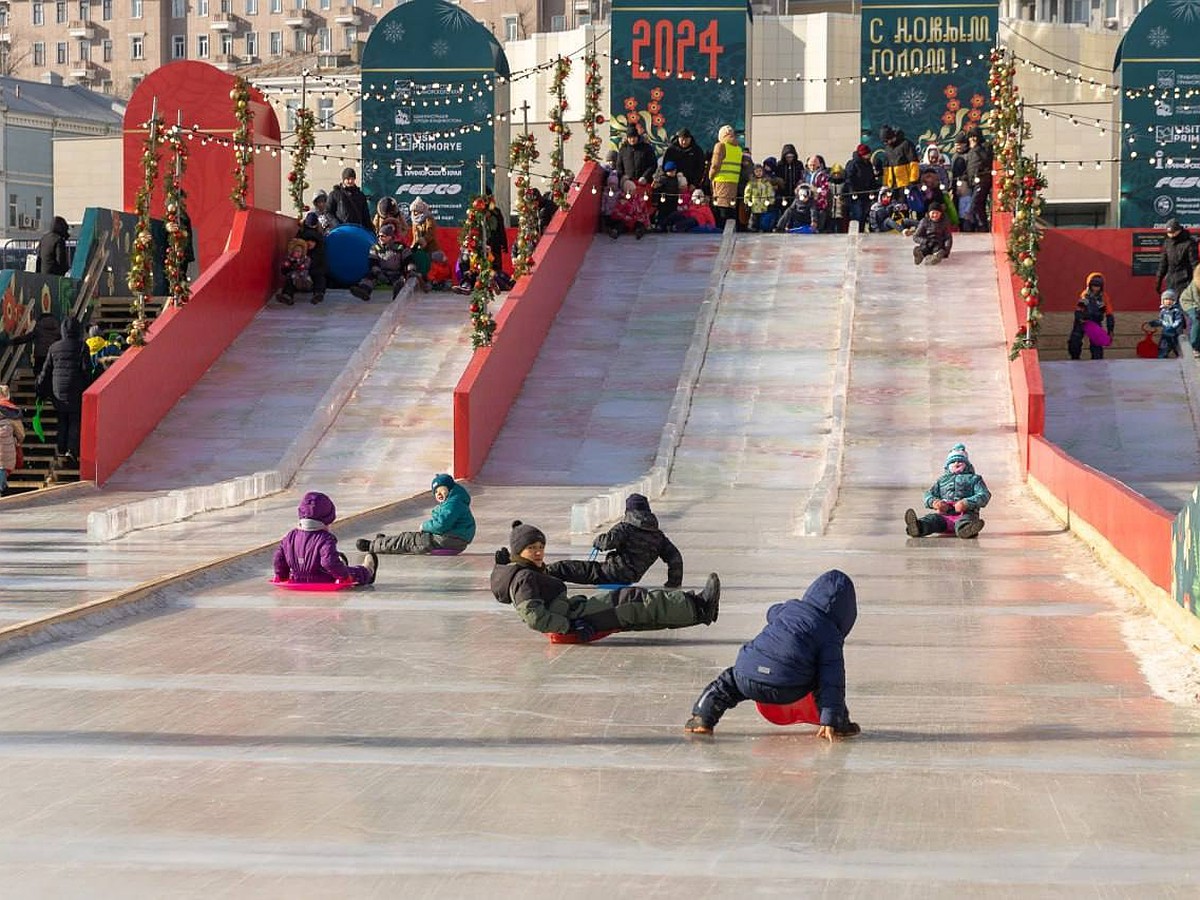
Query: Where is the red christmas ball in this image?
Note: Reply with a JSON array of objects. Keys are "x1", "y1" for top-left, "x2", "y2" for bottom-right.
[
  {"x1": 470, "y1": 303, "x2": 480, "y2": 313},
  {"x1": 596, "y1": 115, "x2": 605, "y2": 124}
]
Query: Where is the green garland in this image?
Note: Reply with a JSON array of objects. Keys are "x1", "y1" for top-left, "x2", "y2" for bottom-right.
[
  {"x1": 162, "y1": 125, "x2": 192, "y2": 309},
  {"x1": 127, "y1": 113, "x2": 163, "y2": 347},
  {"x1": 509, "y1": 132, "x2": 539, "y2": 278},
  {"x1": 288, "y1": 107, "x2": 315, "y2": 216},
  {"x1": 548, "y1": 55, "x2": 574, "y2": 209},
  {"x1": 985, "y1": 48, "x2": 1026, "y2": 215},
  {"x1": 583, "y1": 49, "x2": 604, "y2": 163},
  {"x1": 459, "y1": 195, "x2": 497, "y2": 348},
  {"x1": 230, "y1": 76, "x2": 254, "y2": 210},
  {"x1": 1006, "y1": 157, "x2": 1048, "y2": 360}
]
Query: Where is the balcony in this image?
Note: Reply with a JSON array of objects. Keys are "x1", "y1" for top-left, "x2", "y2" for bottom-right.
[
  {"x1": 282, "y1": 9, "x2": 313, "y2": 28},
  {"x1": 333, "y1": 5, "x2": 360, "y2": 25},
  {"x1": 210, "y1": 12, "x2": 237, "y2": 30},
  {"x1": 69, "y1": 60, "x2": 98, "y2": 80},
  {"x1": 67, "y1": 19, "x2": 95, "y2": 39},
  {"x1": 212, "y1": 53, "x2": 240, "y2": 70}
]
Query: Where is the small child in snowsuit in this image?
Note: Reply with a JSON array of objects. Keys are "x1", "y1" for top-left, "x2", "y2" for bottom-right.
[
  {"x1": 685, "y1": 190, "x2": 719, "y2": 233},
  {"x1": 1147, "y1": 289, "x2": 1187, "y2": 359},
  {"x1": 350, "y1": 223, "x2": 412, "y2": 301},
  {"x1": 491, "y1": 521, "x2": 720, "y2": 640},
  {"x1": 744, "y1": 163, "x2": 776, "y2": 233},
  {"x1": 684, "y1": 569, "x2": 861, "y2": 741},
  {"x1": 273, "y1": 491, "x2": 377, "y2": 585},
  {"x1": 611, "y1": 179, "x2": 653, "y2": 239},
  {"x1": 357, "y1": 473, "x2": 475, "y2": 556},
  {"x1": 0, "y1": 384, "x2": 26, "y2": 496},
  {"x1": 912, "y1": 202, "x2": 953, "y2": 265},
  {"x1": 868, "y1": 187, "x2": 917, "y2": 234},
  {"x1": 546, "y1": 493, "x2": 684, "y2": 588},
  {"x1": 278, "y1": 237, "x2": 313, "y2": 304},
  {"x1": 1068, "y1": 271, "x2": 1115, "y2": 360},
  {"x1": 777, "y1": 184, "x2": 816, "y2": 232},
  {"x1": 904, "y1": 443, "x2": 991, "y2": 539},
  {"x1": 427, "y1": 251, "x2": 453, "y2": 291},
  {"x1": 600, "y1": 172, "x2": 621, "y2": 234}
]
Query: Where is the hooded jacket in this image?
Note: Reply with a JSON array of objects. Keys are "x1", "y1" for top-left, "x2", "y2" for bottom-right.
[
  {"x1": 663, "y1": 135, "x2": 707, "y2": 191},
  {"x1": 592, "y1": 507, "x2": 684, "y2": 587},
  {"x1": 733, "y1": 569, "x2": 857, "y2": 726},
  {"x1": 423, "y1": 474, "x2": 476, "y2": 542},
  {"x1": 616, "y1": 136, "x2": 657, "y2": 185},
  {"x1": 0, "y1": 400, "x2": 24, "y2": 471},
  {"x1": 923, "y1": 457, "x2": 991, "y2": 511},
  {"x1": 490, "y1": 557, "x2": 577, "y2": 633},
  {"x1": 914, "y1": 213, "x2": 953, "y2": 253},
  {"x1": 776, "y1": 144, "x2": 805, "y2": 203},
  {"x1": 842, "y1": 153, "x2": 878, "y2": 199},
  {"x1": 37, "y1": 217, "x2": 70, "y2": 276},
  {"x1": 1075, "y1": 271, "x2": 1114, "y2": 332},
  {"x1": 36, "y1": 319, "x2": 90, "y2": 402},
  {"x1": 1156, "y1": 230, "x2": 1199, "y2": 295},
  {"x1": 327, "y1": 182, "x2": 372, "y2": 229},
  {"x1": 880, "y1": 128, "x2": 920, "y2": 188}
]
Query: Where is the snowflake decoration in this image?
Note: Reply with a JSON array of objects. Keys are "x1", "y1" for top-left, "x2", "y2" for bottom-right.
[
  {"x1": 436, "y1": 2, "x2": 477, "y2": 31},
  {"x1": 431, "y1": 39, "x2": 449, "y2": 58},
  {"x1": 473, "y1": 99, "x2": 489, "y2": 116},
  {"x1": 1169, "y1": 0, "x2": 1200, "y2": 21},
  {"x1": 718, "y1": 87, "x2": 735, "y2": 105},
  {"x1": 678, "y1": 100, "x2": 695, "y2": 120},
  {"x1": 1147, "y1": 26, "x2": 1171, "y2": 49},
  {"x1": 703, "y1": 117, "x2": 724, "y2": 140},
  {"x1": 899, "y1": 86, "x2": 927, "y2": 116},
  {"x1": 383, "y1": 19, "x2": 405, "y2": 43}
]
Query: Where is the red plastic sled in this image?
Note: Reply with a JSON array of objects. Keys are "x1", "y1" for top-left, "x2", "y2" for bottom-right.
[
  {"x1": 1082, "y1": 320, "x2": 1112, "y2": 348},
  {"x1": 548, "y1": 630, "x2": 617, "y2": 644},
  {"x1": 756, "y1": 693, "x2": 820, "y2": 726},
  {"x1": 270, "y1": 577, "x2": 358, "y2": 591},
  {"x1": 1137, "y1": 324, "x2": 1160, "y2": 359}
]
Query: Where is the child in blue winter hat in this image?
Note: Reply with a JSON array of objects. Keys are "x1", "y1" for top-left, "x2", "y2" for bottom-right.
[
  {"x1": 356, "y1": 473, "x2": 476, "y2": 556},
  {"x1": 904, "y1": 444, "x2": 991, "y2": 539}
]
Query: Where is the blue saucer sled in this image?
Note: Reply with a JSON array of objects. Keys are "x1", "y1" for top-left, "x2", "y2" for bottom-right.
[{"x1": 324, "y1": 224, "x2": 375, "y2": 286}]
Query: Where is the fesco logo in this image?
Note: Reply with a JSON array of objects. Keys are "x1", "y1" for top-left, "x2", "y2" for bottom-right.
[
  {"x1": 1155, "y1": 176, "x2": 1200, "y2": 189},
  {"x1": 394, "y1": 183, "x2": 463, "y2": 196}
]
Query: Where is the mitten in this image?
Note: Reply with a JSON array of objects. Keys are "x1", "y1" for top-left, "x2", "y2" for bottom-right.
[
  {"x1": 569, "y1": 618, "x2": 596, "y2": 642},
  {"x1": 494, "y1": 547, "x2": 511, "y2": 565},
  {"x1": 1106, "y1": 314, "x2": 1115, "y2": 336},
  {"x1": 355, "y1": 538, "x2": 371, "y2": 552}
]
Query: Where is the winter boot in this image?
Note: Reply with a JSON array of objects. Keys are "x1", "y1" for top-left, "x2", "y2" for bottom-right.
[
  {"x1": 683, "y1": 716, "x2": 714, "y2": 735},
  {"x1": 913, "y1": 246, "x2": 924, "y2": 266},
  {"x1": 698, "y1": 572, "x2": 721, "y2": 624},
  {"x1": 956, "y1": 517, "x2": 985, "y2": 539},
  {"x1": 925, "y1": 250, "x2": 945, "y2": 266},
  {"x1": 350, "y1": 282, "x2": 372, "y2": 301},
  {"x1": 634, "y1": 223, "x2": 646, "y2": 240},
  {"x1": 310, "y1": 292, "x2": 325, "y2": 305},
  {"x1": 361, "y1": 551, "x2": 378, "y2": 585},
  {"x1": 904, "y1": 508, "x2": 923, "y2": 538},
  {"x1": 607, "y1": 226, "x2": 621, "y2": 240},
  {"x1": 355, "y1": 533, "x2": 385, "y2": 552},
  {"x1": 277, "y1": 291, "x2": 295, "y2": 306}
]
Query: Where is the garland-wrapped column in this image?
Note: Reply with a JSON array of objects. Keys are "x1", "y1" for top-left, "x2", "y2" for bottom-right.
[
  {"x1": 127, "y1": 111, "x2": 163, "y2": 346},
  {"x1": 548, "y1": 56, "x2": 574, "y2": 210},
  {"x1": 508, "y1": 132, "x2": 539, "y2": 278}
]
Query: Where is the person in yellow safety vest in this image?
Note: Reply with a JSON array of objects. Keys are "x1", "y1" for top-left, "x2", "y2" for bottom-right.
[{"x1": 708, "y1": 124, "x2": 743, "y2": 229}]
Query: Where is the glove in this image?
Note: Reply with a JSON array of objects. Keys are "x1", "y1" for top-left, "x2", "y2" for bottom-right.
[
  {"x1": 355, "y1": 538, "x2": 371, "y2": 552},
  {"x1": 953, "y1": 500, "x2": 969, "y2": 514},
  {"x1": 494, "y1": 547, "x2": 511, "y2": 565},
  {"x1": 1106, "y1": 314, "x2": 1115, "y2": 337},
  {"x1": 569, "y1": 618, "x2": 596, "y2": 642}
]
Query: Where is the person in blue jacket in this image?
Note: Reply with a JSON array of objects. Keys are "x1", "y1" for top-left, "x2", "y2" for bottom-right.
[
  {"x1": 357, "y1": 473, "x2": 476, "y2": 555},
  {"x1": 684, "y1": 569, "x2": 861, "y2": 741},
  {"x1": 904, "y1": 443, "x2": 991, "y2": 539}
]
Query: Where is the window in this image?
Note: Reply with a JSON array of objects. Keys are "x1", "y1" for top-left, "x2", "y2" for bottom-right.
[
  {"x1": 320, "y1": 0, "x2": 330, "y2": 8},
  {"x1": 270, "y1": 0, "x2": 281, "y2": 11},
  {"x1": 285, "y1": 99, "x2": 299, "y2": 130},
  {"x1": 354, "y1": 97, "x2": 361, "y2": 131},
  {"x1": 220, "y1": 0, "x2": 232, "y2": 11},
  {"x1": 102, "y1": 38, "x2": 112, "y2": 61},
  {"x1": 102, "y1": 0, "x2": 112, "y2": 19},
  {"x1": 172, "y1": 34, "x2": 185, "y2": 58},
  {"x1": 0, "y1": 9, "x2": 7, "y2": 29},
  {"x1": 318, "y1": 97, "x2": 333, "y2": 128},
  {"x1": 503, "y1": 14, "x2": 517, "y2": 40},
  {"x1": 33, "y1": 42, "x2": 46, "y2": 66},
  {"x1": 33, "y1": 2, "x2": 45, "y2": 25},
  {"x1": 220, "y1": 31, "x2": 232, "y2": 53},
  {"x1": 294, "y1": 0, "x2": 305, "y2": 9},
  {"x1": 371, "y1": 0, "x2": 381, "y2": 7},
  {"x1": 56, "y1": 41, "x2": 67, "y2": 64},
  {"x1": 33, "y1": 198, "x2": 43, "y2": 233},
  {"x1": 196, "y1": 33, "x2": 208, "y2": 56},
  {"x1": 8, "y1": 195, "x2": 16, "y2": 229},
  {"x1": 316, "y1": 26, "x2": 330, "y2": 51},
  {"x1": 130, "y1": 34, "x2": 144, "y2": 58},
  {"x1": 342, "y1": 26, "x2": 355, "y2": 50},
  {"x1": 131, "y1": 0, "x2": 143, "y2": 18},
  {"x1": 172, "y1": 0, "x2": 186, "y2": 16},
  {"x1": 246, "y1": 0, "x2": 257, "y2": 12},
  {"x1": 269, "y1": 29, "x2": 282, "y2": 54},
  {"x1": 550, "y1": 14, "x2": 565, "y2": 30},
  {"x1": 198, "y1": 0, "x2": 208, "y2": 14},
  {"x1": 78, "y1": 38, "x2": 90, "y2": 60},
  {"x1": 78, "y1": 1, "x2": 89, "y2": 18},
  {"x1": 577, "y1": 13, "x2": 590, "y2": 25},
  {"x1": 101, "y1": 79, "x2": 112, "y2": 93},
  {"x1": 293, "y1": 28, "x2": 304, "y2": 51},
  {"x1": 245, "y1": 31, "x2": 258, "y2": 56},
  {"x1": 55, "y1": 1, "x2": 67, "y2": 24}
]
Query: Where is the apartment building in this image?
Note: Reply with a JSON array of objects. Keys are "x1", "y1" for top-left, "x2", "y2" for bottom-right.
[{"x1": 0, "y1": 0, "x2": 598, "y2": 99}]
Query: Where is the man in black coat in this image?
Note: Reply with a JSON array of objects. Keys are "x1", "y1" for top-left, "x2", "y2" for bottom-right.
[
  {"x1": 1156, "y1": 218, "x2": 1200, "y2": 297},
  {"x1": 326, "y1": 168, "x2": 372, "y2": 230},
  {"x1": 842, "y1": 143, "x2": 878, "y2": 231},
  {"x1": 546, "y1": 493, "x2": 684, "y2": 588},
  {"x1": 663, "y1": 129, "x2": 707, "y2": 192},
  {"x1": 36, "y1": 318, "x2": 90, "y2": 460},
  {"x1": 37, "y1": 217, "x2": 70, "y2": 276},
  {"x1": 963, "y1": 132, "x2": 994, "y2": 232},
  {"x1": 8, "y1": 312, "x2": 61, "y2": 388},
  {"x1": 616, "y1": 127, "x2": 657, "y2": 186}
]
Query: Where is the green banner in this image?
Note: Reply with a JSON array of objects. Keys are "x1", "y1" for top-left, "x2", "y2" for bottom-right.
[
  {"x1": 609, "y1": 0, "x2": 749, "y2": 158},
  {"x1": 859, "y1": 1, "x2": 997, "y2": 151},
  {"x1": 1172, "y1": 484, "x2": 1200, "y2": 621},
  {"x1": 361, "y1": 0, "x2": 509, "y2": 227},
  {"x1": 1118, "y1": 0, "x2": 1200, "y2": 228}
]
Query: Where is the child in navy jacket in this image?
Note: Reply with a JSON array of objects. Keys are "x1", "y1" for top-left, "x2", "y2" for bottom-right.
[{"x1": 685, "y1": 569, "x2": 860, "y2": 741}]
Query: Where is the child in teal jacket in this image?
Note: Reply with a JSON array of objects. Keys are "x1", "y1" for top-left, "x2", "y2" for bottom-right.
[
  {"x1": 357, "y1": 473, "x2": 476, "y2": 555},
  {"x1": 904, "y1": 444, "x2": 991, "y2": 539}
]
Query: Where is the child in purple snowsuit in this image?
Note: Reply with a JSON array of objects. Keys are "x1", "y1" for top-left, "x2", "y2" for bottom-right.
[{"x1": 273, "y1": 491, "x2": 377, "y2": 585}]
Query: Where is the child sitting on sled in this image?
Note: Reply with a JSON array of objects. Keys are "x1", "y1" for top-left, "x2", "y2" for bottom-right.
[
  {"x1": 273, "y1": 491, "x2": 376, "y2": 585},
  {"x1": 904, "y1": 443, "x2": 991, "y2": 539}
]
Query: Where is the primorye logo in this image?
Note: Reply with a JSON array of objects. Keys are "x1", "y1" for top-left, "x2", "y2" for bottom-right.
[
  {"x1": 394, "y1": 184, "x2": 463, "y2": 196},
  {"x1": 1156, "y1": 176, "x2": 1200, "y2": 189}
]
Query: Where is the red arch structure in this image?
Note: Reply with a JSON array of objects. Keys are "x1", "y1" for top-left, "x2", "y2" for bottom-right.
[{"x1": 122, "y1": 61, "x2": 282, "y2": 270}]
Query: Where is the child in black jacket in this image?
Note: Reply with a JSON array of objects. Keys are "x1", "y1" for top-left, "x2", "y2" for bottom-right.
[
  {"x1": 546, "y1": 493, "x2": 684, "y2": 587},
  {"x1": 912, "y1": 203, "x2": 953, "y2": 265}
]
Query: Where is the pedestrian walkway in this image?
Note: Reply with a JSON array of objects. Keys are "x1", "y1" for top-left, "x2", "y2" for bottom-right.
[{"x1": 0, "y1": 234, "x2": 1197, "y2": 895}]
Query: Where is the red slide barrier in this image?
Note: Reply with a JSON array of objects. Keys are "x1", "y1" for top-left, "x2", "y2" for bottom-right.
[
  {"x1": 452, "y1": 163, "x2": 602, "y2": 478},
  {"x1": 1035, "y1": 228, "x2": 1165, "y2": 314},
  {"x1": 82, "y1": 208, "x2": 297, "y2": 485}
]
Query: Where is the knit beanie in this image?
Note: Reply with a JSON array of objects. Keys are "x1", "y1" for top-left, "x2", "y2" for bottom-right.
[
  {"x1": 341, "y1": 167, "x2": 357, "y2": 180},
  {"x1": 856, "y1": 143, "x2": 870, "y2": 157},
  {"x1": 944, "y1": 444, "x2": 970, "y2": 468},
  {"x1": 509, "y1": 520, "x2": 546, "y2": 556},
  {"x1": 1162, "y1": 288, "x2": 1179, "y2": 304},
  {"x1": 625, "y1": 493, "x2": 651, "y2": 513},
  {"x1": 297, "y1": 491, "x2": 336, "y2": 525},
  {"x1": 431, "y1": 473, "x2": 455, "y2": 491}
]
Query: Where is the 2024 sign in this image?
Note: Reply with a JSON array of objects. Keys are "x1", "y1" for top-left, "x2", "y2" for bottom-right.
[{"x1": 631, "y1": 19, "x2": 725, "y2": 81}]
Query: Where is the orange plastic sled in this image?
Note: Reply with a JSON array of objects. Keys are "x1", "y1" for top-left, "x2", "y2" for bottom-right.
[
  {"x1": 756, "y1": 693, "x2": 820, "y2": 726},
  {"x1": 548, "y1": 630, "x2": 617, "y2": 644}
]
